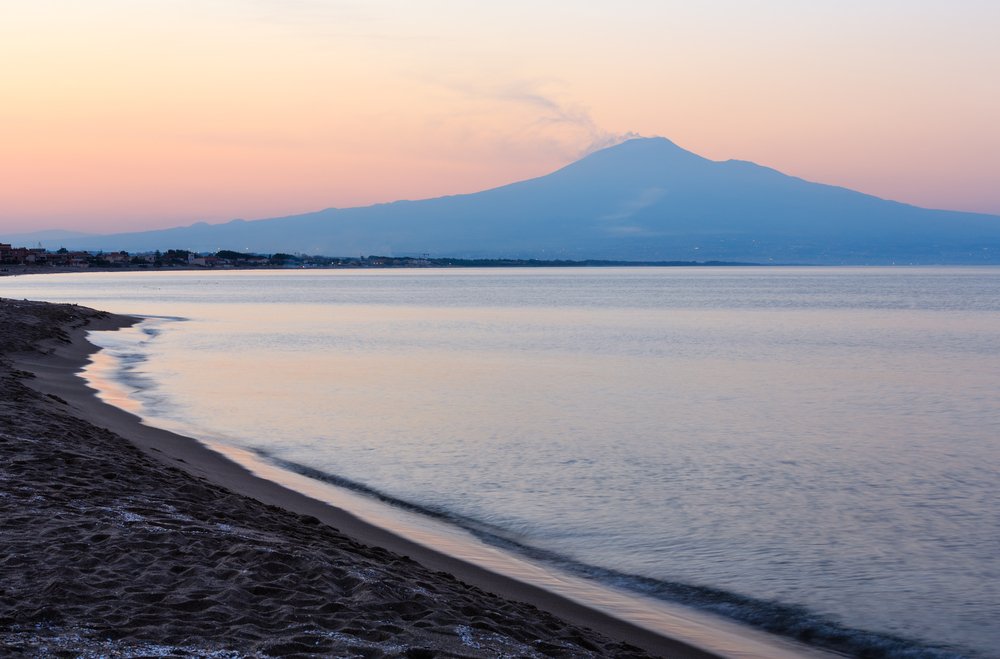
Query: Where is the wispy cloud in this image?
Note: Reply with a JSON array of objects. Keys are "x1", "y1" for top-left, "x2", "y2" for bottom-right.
[
  {"x1": 439, "y1": 78, "x2": 641, "y2": 157},
  {"x1": 497, "y1": 83, "x2": 643, "y2": 155}
]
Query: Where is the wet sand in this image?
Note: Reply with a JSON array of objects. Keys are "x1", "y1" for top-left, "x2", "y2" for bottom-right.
[{"x1": 1, "y1": 298, "x2": 726, "y2": 657}]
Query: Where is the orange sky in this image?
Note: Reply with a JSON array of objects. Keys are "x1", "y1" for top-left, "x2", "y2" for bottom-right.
[{"x1": 1, "y1": 1, "x2": 998, "y2": 234}]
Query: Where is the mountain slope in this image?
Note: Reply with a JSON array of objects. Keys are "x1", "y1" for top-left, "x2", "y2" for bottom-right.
[{"x1": 12, "y1": 138, "x2": 1000, "y2": 263}]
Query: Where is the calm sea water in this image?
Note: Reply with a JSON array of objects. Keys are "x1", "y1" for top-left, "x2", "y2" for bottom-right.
[{"x1": 4, "y1": 267, "x2": 998, "y2": 657}]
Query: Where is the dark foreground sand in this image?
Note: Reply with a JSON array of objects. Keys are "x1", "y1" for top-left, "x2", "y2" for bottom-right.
[{"x1": 0, "y1": 298, "x2": 725, "y2": 658}]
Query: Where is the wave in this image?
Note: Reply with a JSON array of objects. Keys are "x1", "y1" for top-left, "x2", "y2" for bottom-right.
[
  {"x1": 253, "y1": 449, "x2": 973, "y2": 659},
  {"x1": 91, "y1": 317, "x2": 183, "y2": 416}
]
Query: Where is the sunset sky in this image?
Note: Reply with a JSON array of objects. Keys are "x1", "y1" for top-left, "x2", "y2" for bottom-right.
[{"x1": 2, "y1": 1, "x2": 998, "y2": 235}]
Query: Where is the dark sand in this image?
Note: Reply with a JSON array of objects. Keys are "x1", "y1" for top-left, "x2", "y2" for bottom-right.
[{"x1": 0, "y1": 298, "x2": 729, "y2": 657}]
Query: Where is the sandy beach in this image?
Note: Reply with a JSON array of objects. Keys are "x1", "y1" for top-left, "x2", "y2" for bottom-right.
[{"x1": 0, "y1": 297, "x2": 728, "y2": 657}]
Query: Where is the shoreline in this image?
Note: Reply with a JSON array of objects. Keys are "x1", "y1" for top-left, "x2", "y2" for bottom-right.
[
  {"x1": 0, "y1": 300, "x2": 660, "y2": 657},
  {"x1": 0, "y1": 259, "x2": 765, "y2": 279},
  {"x1": 3, "y1": 300, "x2": 829, "y2": 657}
]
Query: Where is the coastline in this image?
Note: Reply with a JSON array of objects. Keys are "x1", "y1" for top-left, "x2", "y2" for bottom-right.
[
  {"x1": 0, "y1": 258, "x2": 764, "y2": 280},
  {"x1": 1, "y1": 299, "x2": 828, "y2": 657}
]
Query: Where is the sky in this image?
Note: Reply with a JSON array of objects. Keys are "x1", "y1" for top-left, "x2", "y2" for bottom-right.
[{"x1": 1, "y1": 0, "x2": 999, "y2": 235}]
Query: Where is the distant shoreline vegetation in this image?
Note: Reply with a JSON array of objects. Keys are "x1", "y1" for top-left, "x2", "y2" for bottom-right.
[{"x1": 0, "y1": 243, "x2": 759, "y2": 273}]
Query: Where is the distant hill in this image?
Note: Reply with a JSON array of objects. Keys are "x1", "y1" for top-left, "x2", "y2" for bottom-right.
[
  {"x1": 0, "y1": 229, "x2": 97, "y2": 246},
  {"x1": 8, "y1": 138, "x2": 1000, "y2": 263}
]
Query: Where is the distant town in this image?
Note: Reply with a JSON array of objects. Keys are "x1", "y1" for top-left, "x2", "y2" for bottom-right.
[
  {"x1": 1, "y1": 244, "x2": 361, "y2": 271},
  {"x1": 0, "y1": 243, "x2": 755, "y2": 274}
]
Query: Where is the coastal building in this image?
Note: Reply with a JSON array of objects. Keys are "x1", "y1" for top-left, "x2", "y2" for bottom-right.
[
  {"x1": 189, "y1": 255, "x2": 223, "y2": 267},
  {"x1": 0, "y1": 244, "x2": 37, "y2": 265},
  {"x1": 45, "y1": 251, "x2": 93, "y2": 267},
  {"x1": 101, "y1": 251, "x2": 131, "y2": 265}
]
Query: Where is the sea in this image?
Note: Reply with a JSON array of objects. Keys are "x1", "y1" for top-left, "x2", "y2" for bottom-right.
[{"x1": 3, "y1": 267, "x2": 998, "y2": 658}]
